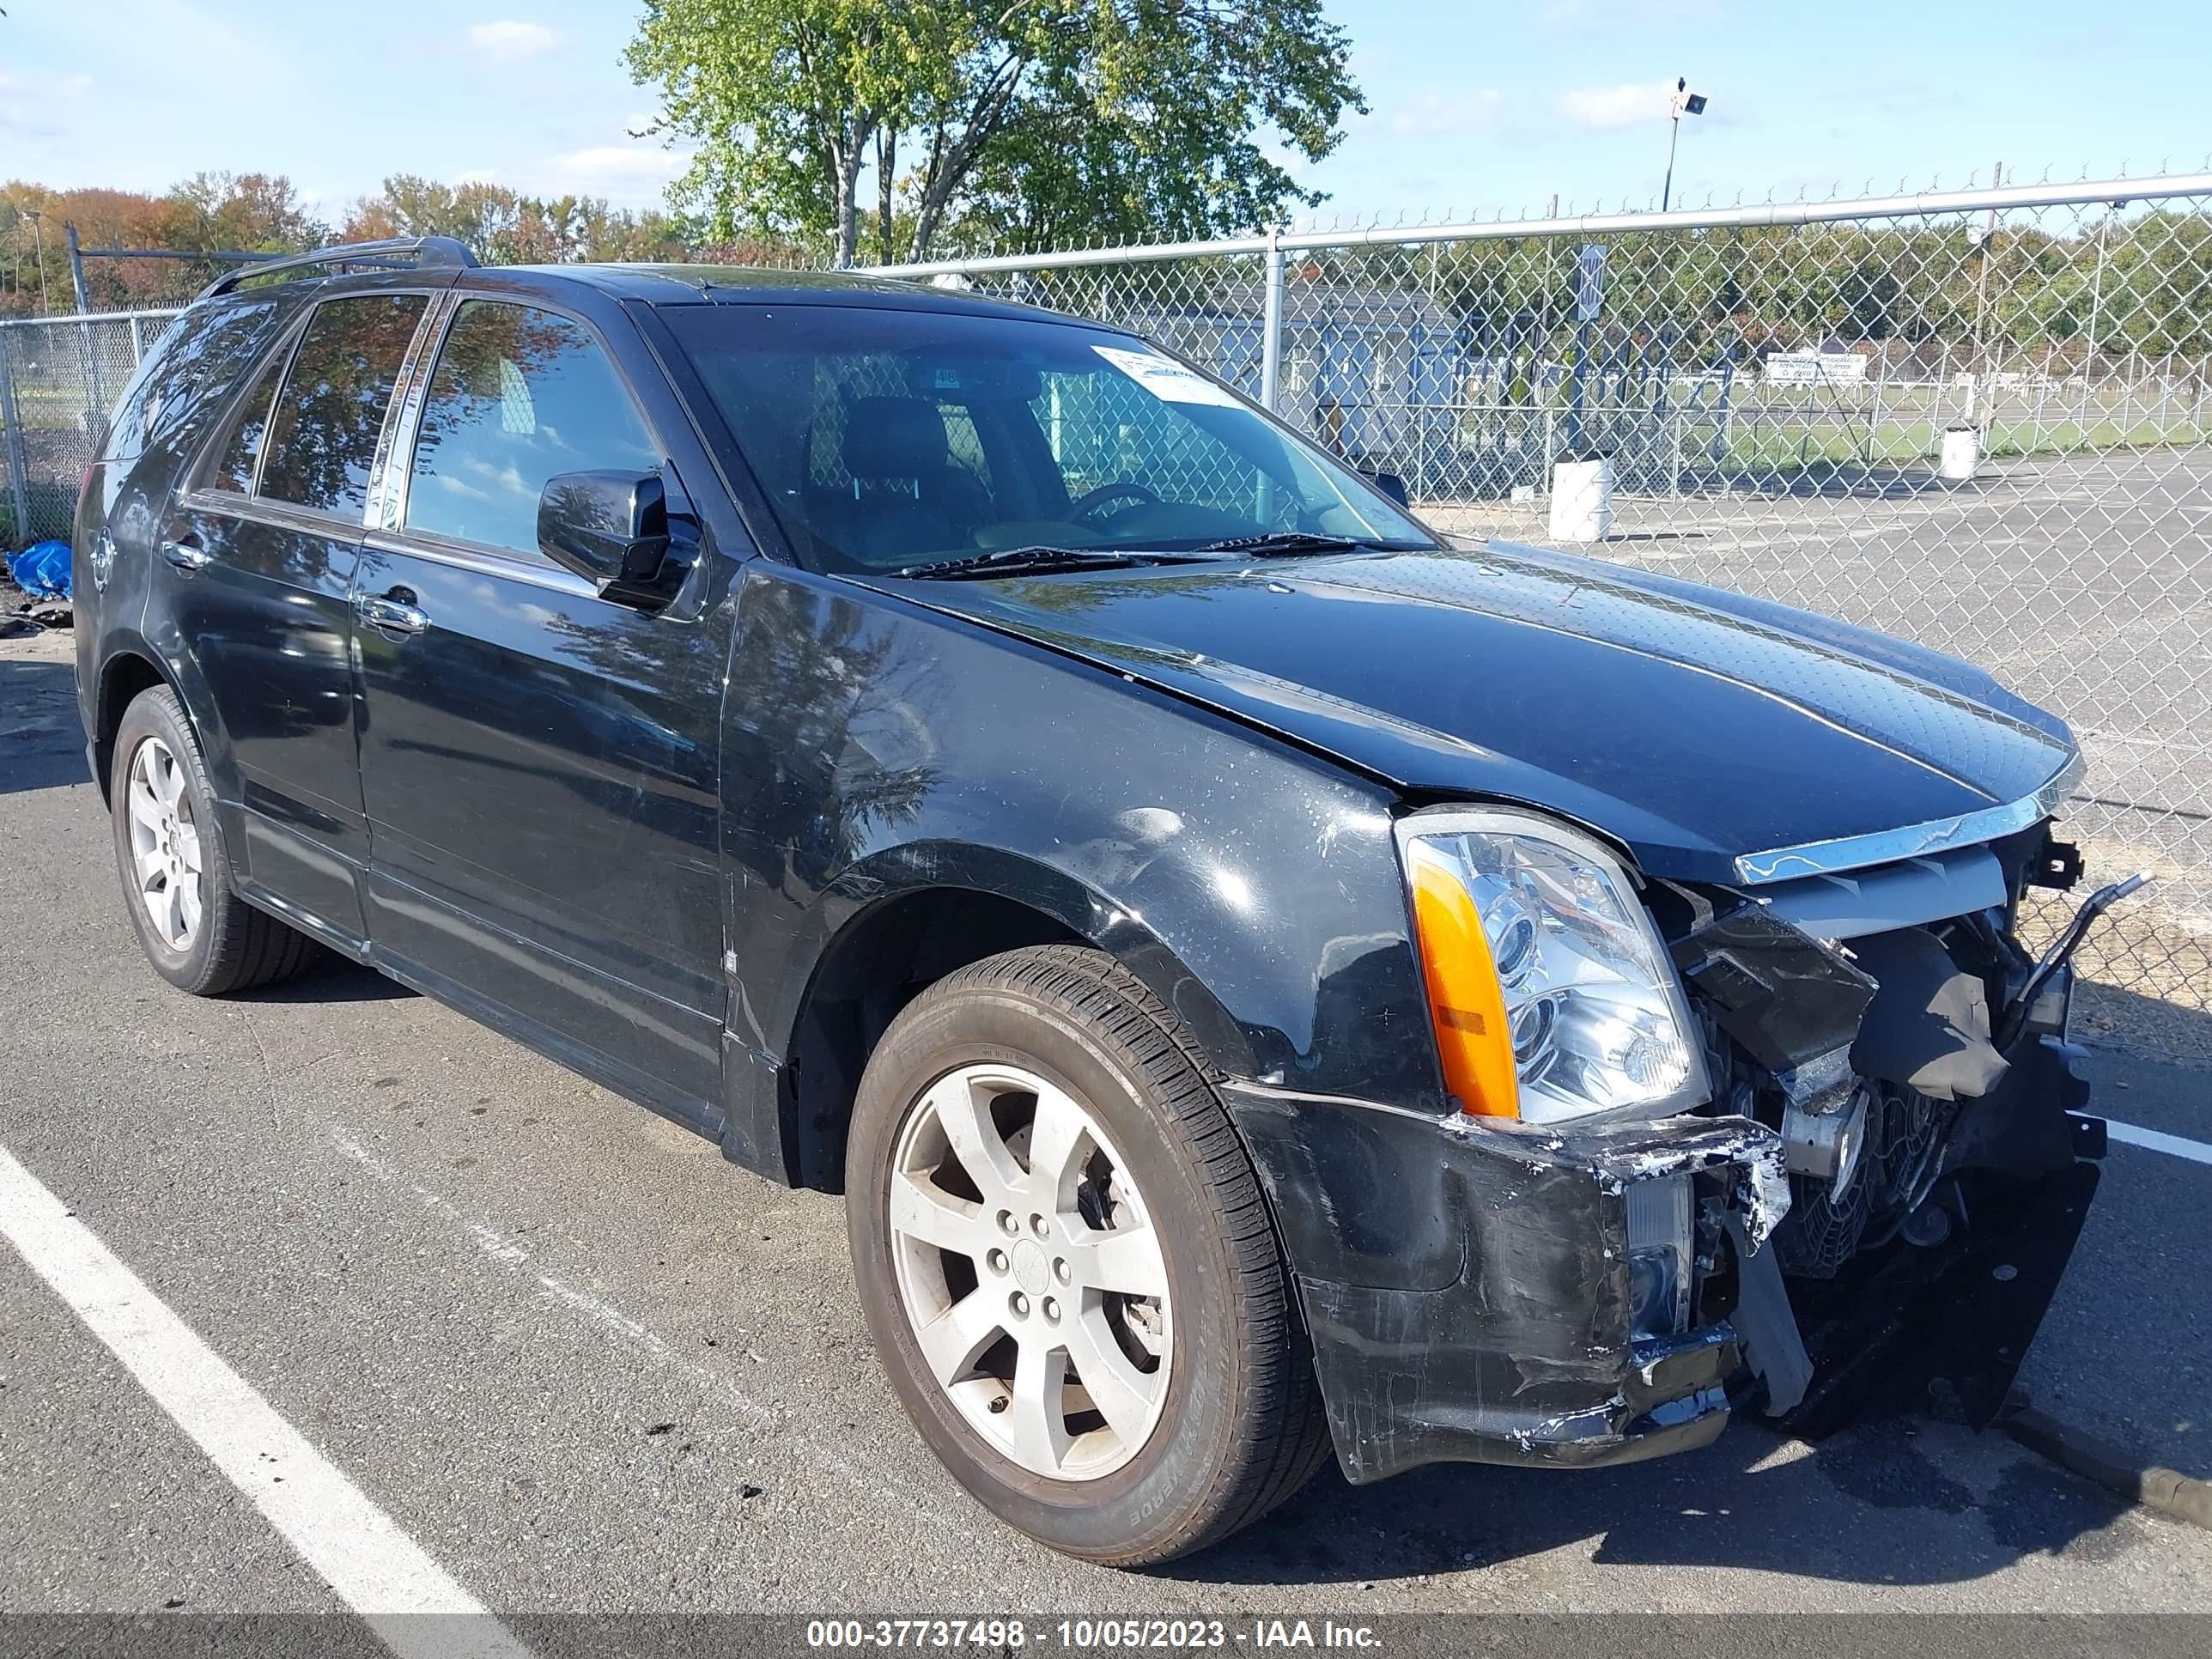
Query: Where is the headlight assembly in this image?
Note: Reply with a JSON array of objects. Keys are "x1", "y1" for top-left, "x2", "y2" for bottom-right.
[{"x1": 1396, "y1": 807, "x2": 1710, "y2": 1123}]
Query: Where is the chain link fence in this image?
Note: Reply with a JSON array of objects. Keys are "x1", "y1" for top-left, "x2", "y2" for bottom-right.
[
  {"x1": 3, "y1": 174, "x2": 2209, "y2": 1051},
  {"x1": 0, "y1": 309, "x2": 173, "y2": 545}
]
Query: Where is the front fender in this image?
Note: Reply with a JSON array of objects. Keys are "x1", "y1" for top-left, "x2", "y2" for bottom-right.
[
  {"x1": 719, "y1": 563, "x2": 1444, "y2": 1115},
  {"x1": 818, "y1": 840, "x2": 1258, "y2": 1081}
]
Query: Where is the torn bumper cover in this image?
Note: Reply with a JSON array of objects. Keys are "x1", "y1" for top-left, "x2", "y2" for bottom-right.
[
  {"x1": 1224, "y1": 921, "x2": 2106, "y2": 1485},
  {"x1": 1224, "y1": 1085, "x2": 1799, "y2": 1484}
]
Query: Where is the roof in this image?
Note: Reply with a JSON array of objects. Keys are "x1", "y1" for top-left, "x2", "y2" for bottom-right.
[{"x1": 198, "y1": 258, "x2": 1106, "y2": 329}]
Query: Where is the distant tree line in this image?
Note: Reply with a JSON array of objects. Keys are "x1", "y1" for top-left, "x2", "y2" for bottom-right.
[
  {"x1": 8, "y1": 165, "x2": 2208, "y2": 372},
  {"x1": 1407, "y1": 211, "x2": 2212, "y2": 364},
  {"x1": 0, "y1": 170, "x2": 790, "y2": 315}
]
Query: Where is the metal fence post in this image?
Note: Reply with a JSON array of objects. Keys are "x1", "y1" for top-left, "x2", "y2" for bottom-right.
[
  {"x1": 0, "y1": 339, "x2": 31, "y2": 549},
  {"x1": 1259, "y1": 227, "x2": 1285, "y2": 414},
  {"x1": 64, "y1": 222, "x2": 91, "y2": 314}
]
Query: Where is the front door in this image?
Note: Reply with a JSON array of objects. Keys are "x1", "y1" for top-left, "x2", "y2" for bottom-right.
[
  {"x1": 155, "y1": 291, "x2": 430, "y2": 944},
  {"x1": 352, "y1": 296, "x2": 732, "y2": 1123}
]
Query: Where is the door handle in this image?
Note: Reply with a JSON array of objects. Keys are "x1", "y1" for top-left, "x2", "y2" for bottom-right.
[
  {"x1": 356, "y1": 591, "x2": 431, "y2": 635},
  {"x1": 161, "y1": 538, "x2": 211, "y2": 574}
]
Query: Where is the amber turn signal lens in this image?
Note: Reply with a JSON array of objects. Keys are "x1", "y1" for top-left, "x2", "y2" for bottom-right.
[{"x1": 1407, "y1": 851, "x2": 1521, "y2": 1118}]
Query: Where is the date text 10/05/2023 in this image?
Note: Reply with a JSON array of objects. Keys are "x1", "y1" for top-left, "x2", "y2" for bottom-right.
[{"x1": 804, "y1": 1620, "x2": 1384, "y2": 1650}]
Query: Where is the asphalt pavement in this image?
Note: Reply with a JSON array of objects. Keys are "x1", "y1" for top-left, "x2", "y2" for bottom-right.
[{"x1": 1, "y1": 626, "x2": 2207, "y2": 1639}]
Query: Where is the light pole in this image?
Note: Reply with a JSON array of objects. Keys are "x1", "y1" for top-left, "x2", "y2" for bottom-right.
[
  {"x1": 1661, "y1": 77, "x2": 1707, "y2": 212},
  {"x1": 22, "y1": 206, "x2": 51, "y2": 313}
]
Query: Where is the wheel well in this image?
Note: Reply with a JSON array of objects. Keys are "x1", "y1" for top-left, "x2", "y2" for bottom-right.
[
  {"x1": 93, "y1": 653, "x2": 170, "y2": 802},
  {"x1": 784, "y1": 889, "x2": 1088, "y2": 1193}
]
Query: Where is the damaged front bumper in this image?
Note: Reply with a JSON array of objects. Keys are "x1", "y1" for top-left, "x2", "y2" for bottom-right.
[
  {"x1": 1224, "y1": 1024, "x2": 2101, "y2": 1485},
  {"x1": 1225, "y1": 1085, "x2": 1799, "y2": 1483}
]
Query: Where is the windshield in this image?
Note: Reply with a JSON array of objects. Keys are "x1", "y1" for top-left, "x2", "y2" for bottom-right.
[{"x1": 662, "y1": 302, "x2": 1432, "y2": 574}]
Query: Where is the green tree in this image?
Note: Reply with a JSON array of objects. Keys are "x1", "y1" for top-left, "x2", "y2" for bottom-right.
[
  {"x1": 343, "y1": 177, "x2": 691, "y2": 265},
  {"x1": 161, "y1": 172, "x2": 325, "y2": 254},
  {"x1": 625, "y1": 0, "x2": 1360, "y2": 267}
]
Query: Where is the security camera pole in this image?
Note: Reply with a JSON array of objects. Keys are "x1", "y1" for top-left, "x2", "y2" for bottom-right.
[{"x1": 1662, "y1": 77, "x2": 1708, "y2": 212}]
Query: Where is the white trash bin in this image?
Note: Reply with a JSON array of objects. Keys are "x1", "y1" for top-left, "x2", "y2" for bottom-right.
[
  {"x1": 1939, "y1": 426, "x2": 1981, "y2": 482},
  {"x1": 1548, "y1": 457, "x2": 1613, "y2": 543}
]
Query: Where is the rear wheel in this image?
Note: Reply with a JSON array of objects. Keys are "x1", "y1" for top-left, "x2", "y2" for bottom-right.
[
  {"x1": 847, "y1": 945, "x2": 1331, "y2": 1565},
  {"x1": 109, "y1": 687, "x2": 320, "y2": 996}
]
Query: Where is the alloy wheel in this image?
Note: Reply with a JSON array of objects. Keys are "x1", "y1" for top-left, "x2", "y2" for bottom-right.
[
  {"x1": 125, "y1": 735, "x2": 204, "y2": 952},
  {"x1": 886, "y1": 1063, "x2": 1173, "y2": 1481}
]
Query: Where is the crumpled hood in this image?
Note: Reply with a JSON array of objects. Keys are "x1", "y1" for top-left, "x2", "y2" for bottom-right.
[{"x1": 877, "y1": 542, "x2": 2076, "y2": 885}]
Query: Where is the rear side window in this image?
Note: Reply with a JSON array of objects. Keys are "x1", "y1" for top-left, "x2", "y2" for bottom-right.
[
  {"x1": 204, "y1": 348, "x2": 289, "y2": 495},
  {"x1": 258, "y1": 294, "x2": 427, "y2": 518},
  {"x1": 100, "y1": 295, "x2": 296, "y2": 465},
  {"x1": 404, "y1": 301, "x2": 659, "y2": 557}
]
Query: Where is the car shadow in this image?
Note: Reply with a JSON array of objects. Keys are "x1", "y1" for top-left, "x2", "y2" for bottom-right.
[
  {"x1": 234, "y1": 955, "x2": 418, "y2": 1004},
  {"x1": 0, "y1": 656, "x2": 91, "y2": 794},
  {"x1": 1174, "y1": 1414, "x2": 2130, "y2": 1588}
]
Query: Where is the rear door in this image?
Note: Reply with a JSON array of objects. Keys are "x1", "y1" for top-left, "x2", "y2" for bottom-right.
[
  {"x1": 352, "y1": 294, "x2": 733, "y2": 1125},
  {"x1": 157, "y1": 290, "x2": 431, "y2": 945}
]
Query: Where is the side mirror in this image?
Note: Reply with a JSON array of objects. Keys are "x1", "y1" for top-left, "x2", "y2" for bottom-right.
[
  {"x1": 538, "y1": 470, "x2": 672, "y2": 598},
  {"x1": 1360, "y1": 469, "x2": 1410, "y2": 509}
]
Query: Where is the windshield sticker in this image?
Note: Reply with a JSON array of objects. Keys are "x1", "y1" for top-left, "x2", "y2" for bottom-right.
[{"x1": 1091, "y1": 344, "x2": 1244, "y2": 409}]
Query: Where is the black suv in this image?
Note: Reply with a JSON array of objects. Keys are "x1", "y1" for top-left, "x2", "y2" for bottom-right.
[{"x1": 75, "y1": 237, "x2": 2108, "y2": 1565}]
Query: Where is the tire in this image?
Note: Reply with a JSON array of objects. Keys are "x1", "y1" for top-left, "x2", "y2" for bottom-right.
[
  {"x1": 847, "y1": 945, "x2": 1332, "y2": 1566},
  {"x1": 109, "y1": 686, "x2": 321, "y2": 996}
]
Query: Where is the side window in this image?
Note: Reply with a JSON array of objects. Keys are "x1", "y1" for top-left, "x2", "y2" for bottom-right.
[
  {"x1": 105, "y1": 295, "x2": 295, "y2": 465},
  {"x1": 405, "y1": 301, "x2": 659, "y2": 557},
  {"x1": 203, "y1": 346, "x2": 291, "y2": 496},
  {"x1": 257, "y1": 294, "x2": 427, "y2": 518}
]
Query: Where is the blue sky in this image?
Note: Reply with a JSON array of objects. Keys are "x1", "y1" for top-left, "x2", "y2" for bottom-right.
[{"x1": 3, "y1": 1, "x2": 2209, "y2": 227}]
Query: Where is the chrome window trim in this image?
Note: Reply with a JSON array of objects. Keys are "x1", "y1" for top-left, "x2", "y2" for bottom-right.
[
  {"x1": 173, "y1": 487, "x2": 374, "y2": 539},
  {"x1": 359, "y1": 527, "x2": 599, "y2": 600},
  {"x1": 1732, "y1": 750, "x2": 2086, "y2": 885},
  {"x1": 368, "y1": 289, "x2": 459, "y2": 532}
]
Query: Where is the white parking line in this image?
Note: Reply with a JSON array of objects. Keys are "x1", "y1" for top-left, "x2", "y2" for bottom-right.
[
  {"x1": 2106, "y1": 1118, "x2": 2212, "y2": 1168},
  {"x1": 0, "y1": 1142, "x2": 532, "y2": 1659}
]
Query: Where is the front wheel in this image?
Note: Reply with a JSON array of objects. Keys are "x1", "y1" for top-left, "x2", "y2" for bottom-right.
[{"x1": 847, "y1": 945, "x2": 1330, "y2": 1565}]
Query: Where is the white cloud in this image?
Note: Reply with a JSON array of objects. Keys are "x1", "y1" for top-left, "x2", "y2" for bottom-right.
[
  {"x1": 1559, "y1": 81, "x2": 1678, "y2": 128},
  {"x1": 468, "y1": 20, "x2": 558, "y2": 61}
]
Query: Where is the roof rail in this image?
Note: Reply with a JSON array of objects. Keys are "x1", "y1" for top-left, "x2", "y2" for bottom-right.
[{"x1": 195, "y1": 235, "x2": 479, "y2": 302}]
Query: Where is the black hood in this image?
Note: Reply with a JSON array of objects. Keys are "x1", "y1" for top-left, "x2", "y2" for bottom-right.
[{"x1": 876, "y1": 543, "x2": 2077, "y2": 885}]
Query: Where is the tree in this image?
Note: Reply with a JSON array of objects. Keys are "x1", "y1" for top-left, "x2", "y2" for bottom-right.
[
  {"x1": 161, "y1": 172, "x2": 325, "y2": 254},
  {"x1": 344, "y1": 177, "x2": 690, "y2": 265},
  {"x1": 625, "y1": 0, "x2": 1361, "y2": 267}
]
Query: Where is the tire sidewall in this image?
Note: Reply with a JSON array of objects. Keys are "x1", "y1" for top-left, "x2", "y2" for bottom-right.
[
  {"x1": 849, "y1": 983, "x2": 1251, "y2": 1561},
  {"x1": 110, "y1": 692, "x2": 228, "y2": 994}
]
